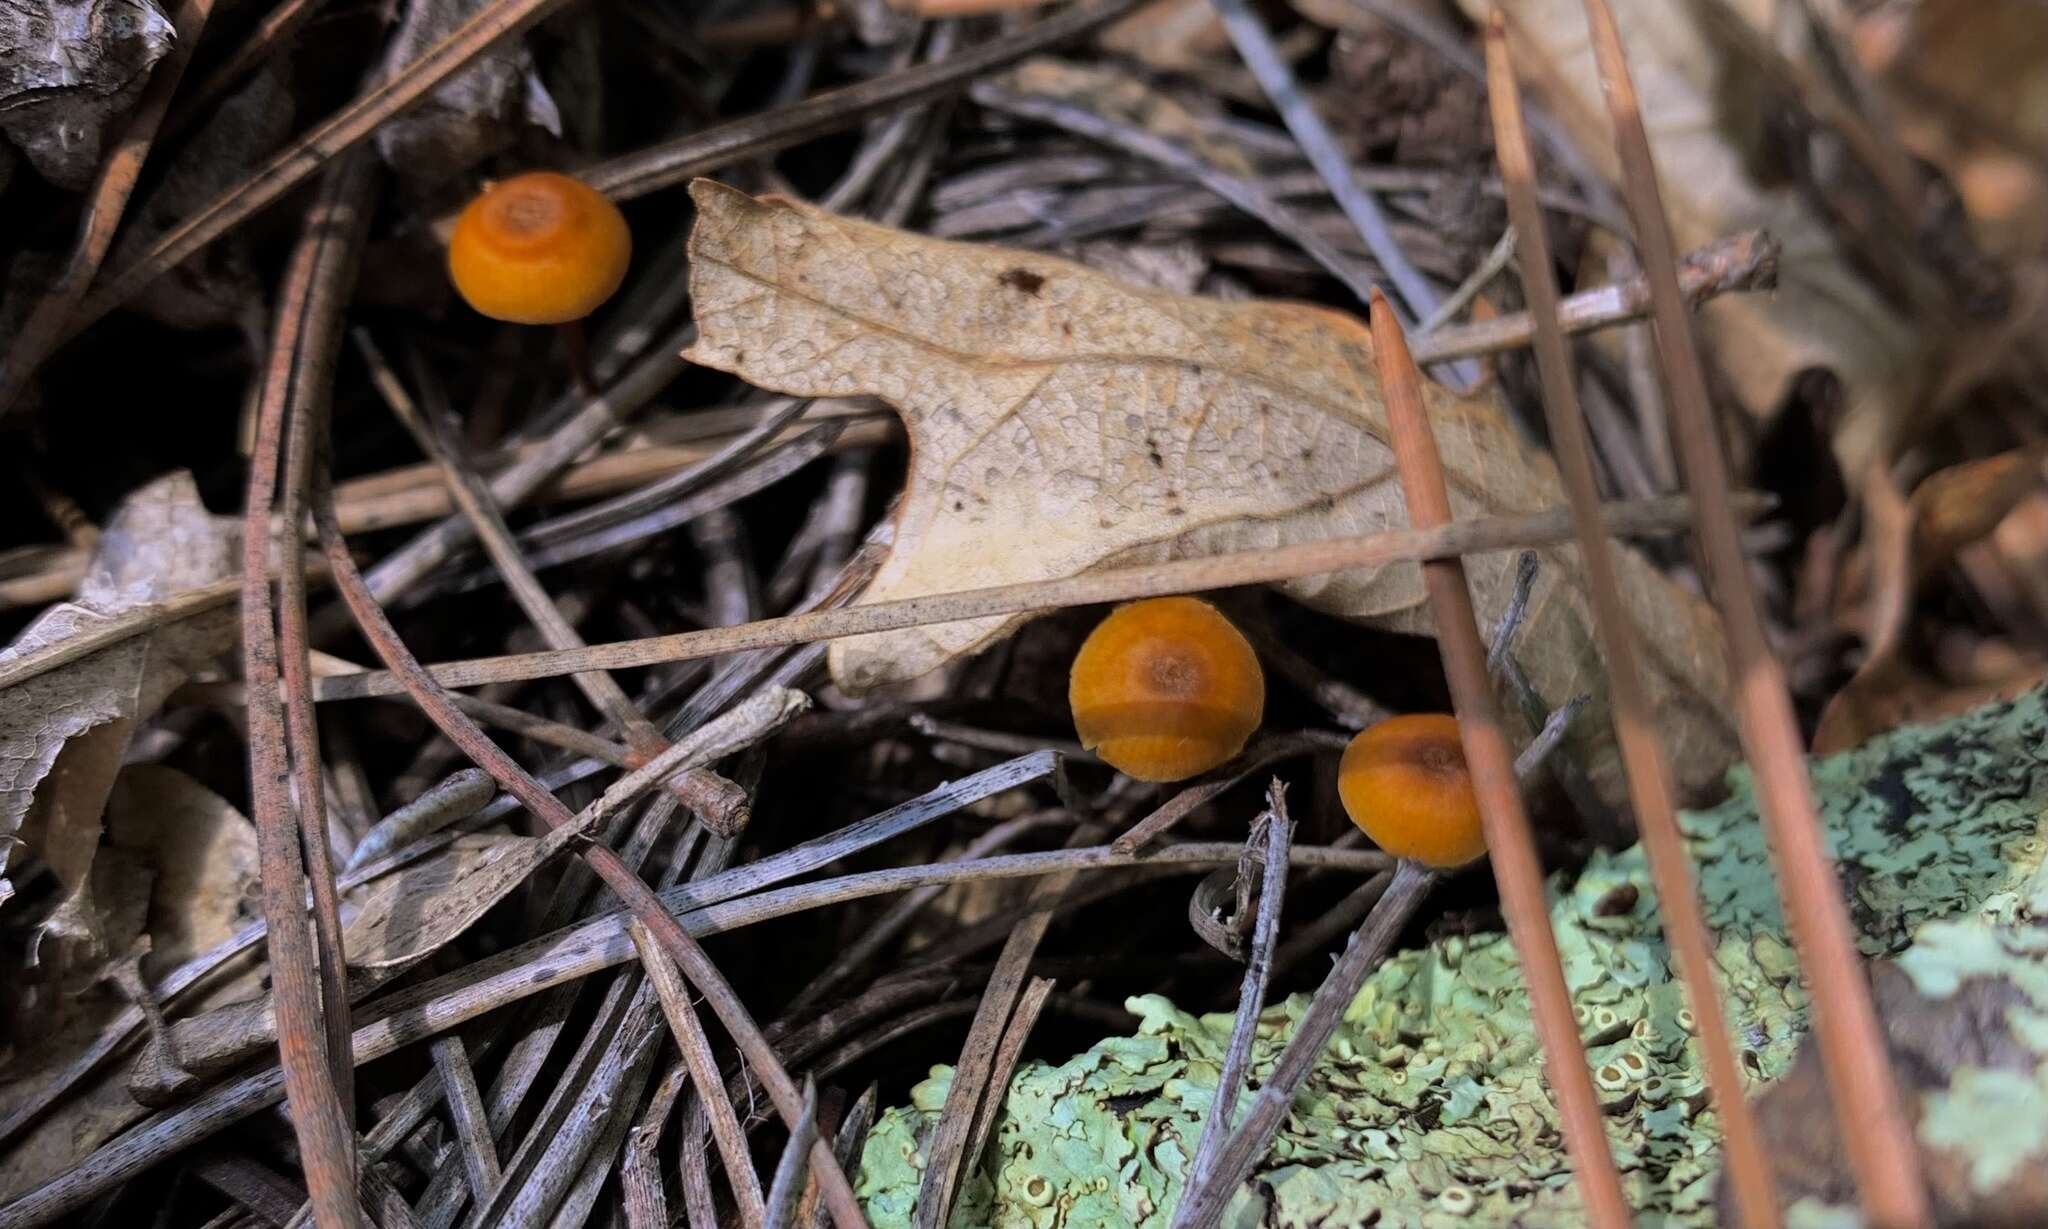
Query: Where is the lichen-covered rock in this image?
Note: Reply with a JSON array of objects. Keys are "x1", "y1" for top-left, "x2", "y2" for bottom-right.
[{"x1": 858, "y1": 691, "x2": 2048, "y2": 1228}]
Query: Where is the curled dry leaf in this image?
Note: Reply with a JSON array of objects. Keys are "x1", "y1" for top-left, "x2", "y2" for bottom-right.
[
  {"x1": 0, "y1": 473, "x2": 236, "y2": 947},
  {"x1": 342, "y1": 833, "x2": 542, "y2": 970},
  {"x1": 1469, "y1": 0, "x2": 1924, "y2": 475},
  {"x1": 683, "y1": 180, "x2": 1738, "y2": 802},
  {"x1": 0, "y1": 0, "x2": 174, "y2": 189},
  {"x1": 373, "y1": 0, "x2": 561, "y2": 183},
  {"x1": 1814, "y1": 448, "x2": 2048, "y2": 754},
  {"x1": 0, "y1": 767, "x2": 259, "y2": 1203}
]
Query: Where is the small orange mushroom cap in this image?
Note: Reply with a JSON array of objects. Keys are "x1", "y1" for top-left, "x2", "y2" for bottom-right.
[
  {"x1": 1068, "y1": 596, "x2": 1264, "y2": 782},
  {"x1": 1338, "y1": 714, "x2": 1486, "y2": 868},
  {"x1": 447, "y1": 171, "x2": 631, "y2": 325}
]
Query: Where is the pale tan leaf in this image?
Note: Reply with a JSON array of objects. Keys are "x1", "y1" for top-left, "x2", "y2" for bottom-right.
[
  {"x1": 1, "y1": 472, "x2": 236, "y2": 941},
  {"x1": 682, "y1": 181, "x2": 1738, "y2": 801},
  {"x1": 103, "y1": 766, "x2": 258, "y2": 971},
  {"x1": 342, "y1": 833, "x2": 543, "y2": 971},
  {"x1": 1465, "y1": 0, "x2": 1925, "y2": 473}
]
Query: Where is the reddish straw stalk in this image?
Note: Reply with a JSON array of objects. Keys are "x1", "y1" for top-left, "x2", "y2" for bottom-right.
[
  {"x1": 1370, "y1": 291, "x2": 1633, "y2": 1229},
  {"x1": 1571, "y1": 0, "x2": 1930, "y2": 1222},
  {"x1": 1481, "y1": 13, "x2": 1780, "y2": 1226}
]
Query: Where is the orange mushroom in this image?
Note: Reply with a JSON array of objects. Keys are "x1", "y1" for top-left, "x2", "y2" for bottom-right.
[
  {"x1": 1069, "y1": 596, "x2": 1264, "y2": 782},
  {"x1": 447, "y1": 171, "x2": 631, "y2": 325},
  {"x1": 1337, "y1": 714, "x2": 1486, "y2": 868}
]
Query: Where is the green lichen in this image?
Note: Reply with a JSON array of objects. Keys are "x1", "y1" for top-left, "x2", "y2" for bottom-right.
[{"x1": 857, "y1": 691, "x2": 2048, "y2": 1228}]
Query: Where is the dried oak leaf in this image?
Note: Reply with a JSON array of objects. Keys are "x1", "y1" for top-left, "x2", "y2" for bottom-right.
[
  {"x1": 342, "y1": 833, "x2": 542, "y2": 971},
  {"x1": 1467, "y1": 0, "x2": 1924, "y2": 476},
  {"x1": 682, "y1": 181, "x2": 1737, "y2": 802}
]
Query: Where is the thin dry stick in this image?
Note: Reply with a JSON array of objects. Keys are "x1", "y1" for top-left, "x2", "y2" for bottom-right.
[
  {"x1": 621, "y1": 1062, "x2": 689, "y2": 1229},
  {"x1": 1370, "y1": 292, "x2": 1632, "y2": 1229},
  {"x1": 1413, "y1": 229, "x2": 1777, "y2": 363},
  {"x1": 582, "y1": 0, "x2": 1143, "y2": 200},
  {"x1": 1418, "y1": 226, "x2": 1516, "y2": 336},
  {"x1": 629, "y1": 922, "x2": 769, "y2": 1229},
  {"x1": 345, "y1": 769, "x2": 494, "y2": 870},
  {"x1": 1482, "y1": 21, "x2": 1780, "y2": 1228},
  {"x1": 69, "y1": 0, "x2": 577, "y2": 332},
  {"x1": 429, "y1": 1036, "x2": 501, "y2": 1201},
  {"x1": 0, "y1": 0, "x2": 217, "y2": 415},
  {"x1": 277, "y1": 157, "x2": 382, "y2": 1131},
  {"x1": 362, "y1": 332, "x2": 746, "y2": 831},
  {"x1": 1575, "y1": 2, "x2": 1930, "y2": 1223},
  {"x1": 1112, "y1": 732, "x2": 1344, "y2": 853},
  {"x1": 800, "y1": 1086, "x2": 877, "y2": 1229},
  {"x1": 1205, "y1": 0, "x2": 1480, "y2": 389},
  {"x1": 914, "y1": 827, "x2": 1096, "y2": 1229},
  {"x1": 239, "y1": 163, "x2": 369, "y2": 1229},
  {"x1": 961, "y1": 976, "x2": 1056, "y2": 1173},
  {"x1": 761, "y1": 1081, "x2": 820, "y2": 1229},
  {"x1": 1173, "y1": 859, "x2": 1438, "y2": 1229},
  {"x1": 0, "y1": 839, "x2": 1387, "y2": 1229},
  {"x1": 306, "y1": 465, "x2": 869, "y2": 1229},
  {"x1": 1182, "y1": 796, "x2": 1291, "y2": 1206},
  {"x1": 309, "y1": 492, "x2": 1744, "y2": 701}
]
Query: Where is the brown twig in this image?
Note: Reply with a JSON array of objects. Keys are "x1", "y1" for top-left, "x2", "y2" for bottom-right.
[
  {"x1": 307, "y1": 492, "x2": 1752, "y2": 701},
  {"x1": 1411, "y1": 230, "x2": 1778, "y2": 363},
  {"x1": 1182, "y1": 790, "x2": 1291, "y2": 1203},
  {"x1": 308, "y1": 456, "x2": 869, "y2": 1229},
  {"x1": 914, "y1": 825, "x2": 1098, "y2": 1229},
  {"x1": 1482, "y1": 21, "x2": 1781, "y2": 1228},
  {"x1": 68, "y1": 0, "x2": 578, "y2": 333},
  {"x1": 0, "y1": 838, "x2": 1386, "y2": 1229},
  {"x1": 1576, "y1": 2, "x2": 1931, "y2": 1223},
  {"x1": 428, "y1": 1036, "x2": 500, "y2": 1201},
  {"x1": 238, "y1": 157, "x2": 374, "y2": 1229},
  {"x1": 275, "y1": 159, "x2": 377, "y2": 1145},
  {"x1": 581, "y1": 0, "x2": 1146, "y2": 200},
  {"x1": 1172, "y1": 858, "x2": 1440, "y2": 1229},
  {"x1": 630, "y1": 921, "x2": 768, "y2": 1229},
  {"x1": 360, "y1": 330, "x2": 748, "y2": 832},
  {"x1": 0, "y1": 0, "x2": 217, "y2": 417},
  {"x1": 1370, "y1": 291, "x2": 1632, "y2": 1228},
  {"x1": 761, "y1": 1081, "x2": 821, "y2": 1229}
]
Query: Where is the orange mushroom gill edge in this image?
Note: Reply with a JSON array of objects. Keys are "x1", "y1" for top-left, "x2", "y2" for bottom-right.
[
  {"x1": 1068, "y1": 596, "x2": 1265, "y2": 783},
  {"x1": 1338, "y1": 713, "x2": 1487, "y2": 869},
  {"x1": 447, "y1": 171, "x2": 632, "y2": 326}
]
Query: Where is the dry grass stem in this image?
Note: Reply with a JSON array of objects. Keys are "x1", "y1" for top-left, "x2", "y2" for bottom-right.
[
  {"x1": 1371, "y1": 292, "x2": 1632, "y2": 1228},
  {"x1": 1577, "y1": 0, "x2": 1932, "y2": 1221},
  {"x1": 1483, "y1": 19, "x2": 1781, "y2": 1226}
]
